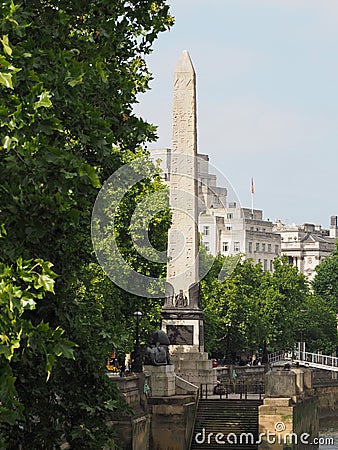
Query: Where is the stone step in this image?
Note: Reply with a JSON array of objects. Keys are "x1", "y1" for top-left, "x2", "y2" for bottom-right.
[{"x1": 190, "y1": 399, "x2": 261, "y2": 450}]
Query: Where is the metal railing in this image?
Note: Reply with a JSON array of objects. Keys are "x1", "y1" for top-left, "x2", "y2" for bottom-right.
[
  {"x1": 268, "y1": 345, "x2": 338, "y2": 372},
  {"x1": 199, "y1": 382, "x2": 264, "y2": 400},
  {"x1": 294, "y1": 350, "x2": 338, "y2": 372},
  {"x1": 267, "y1": 350, "x2": 288, "y2": 364}
]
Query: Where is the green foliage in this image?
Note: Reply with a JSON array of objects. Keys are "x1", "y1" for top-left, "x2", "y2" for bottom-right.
[
  {"x1": 0, "y1": 258, "x2": 74, "y2": 448},
  {"x1": 0, "y1": 0, "x2": 172, "y2": 448},
  {"x1": 295, "y1": 295, "x2": 337, "y2": 354},
  {"x1": 313, "y1": 242, "x2": 338, "y2": 312},
  {"x1": 201, "y1": 256, "x2": 264, "y2": 356},
  {"x1": 201, "y1": 255, "x2": 337, "y2": 358},
  {"x1": 258, "y1": 256, "x2": 309, "y2": 350}
]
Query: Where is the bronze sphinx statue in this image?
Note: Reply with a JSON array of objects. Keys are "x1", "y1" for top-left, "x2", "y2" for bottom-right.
[{"x1": 144, "y1": 330, "x2": 171, "y2": 366}]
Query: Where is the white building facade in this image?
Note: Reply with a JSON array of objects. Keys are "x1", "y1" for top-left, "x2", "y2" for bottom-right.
[
  {"x1": 274, "y1": 217, "x2": 338, "y2": 281},
  {"x1": 150, "y1": 148, "x2": 281, "y2": 272},
  {"x1": 199, "y1": 207, "x2": 280, "y2": 272}
]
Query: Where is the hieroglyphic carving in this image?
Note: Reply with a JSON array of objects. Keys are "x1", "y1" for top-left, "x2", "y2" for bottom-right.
[{"x1": 167, "y1": 51, "x2": 199, "y2": 307}]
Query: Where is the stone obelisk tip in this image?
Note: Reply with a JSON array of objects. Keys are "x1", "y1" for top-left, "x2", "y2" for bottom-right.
[{"x1": 175, "y1": 50, "x2": 195, "y2": 74}]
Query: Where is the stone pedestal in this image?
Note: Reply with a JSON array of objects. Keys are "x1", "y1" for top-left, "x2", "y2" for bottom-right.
[
  {"x1": 144, "y1": 364, "x2": 176, "y2": 397},
  {"x1": 259, "y1": 368, "x2": 319, "y2": 449},
  {"x1": 161, "y1": 308, "x2": 217, "y2": 392}
]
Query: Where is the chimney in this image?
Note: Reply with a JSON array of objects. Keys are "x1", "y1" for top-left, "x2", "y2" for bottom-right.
[{"x1": 330, "y1": 216, "x2": 338, "y2": 239}]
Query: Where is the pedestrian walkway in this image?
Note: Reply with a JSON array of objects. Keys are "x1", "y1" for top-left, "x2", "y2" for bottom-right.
[{"x1": 268, "y1": 346, "x2": 338, "y2": 372}]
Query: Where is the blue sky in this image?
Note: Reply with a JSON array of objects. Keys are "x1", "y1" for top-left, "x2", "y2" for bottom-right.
[{"x1": 134, "y1": 0, "x2": 338, "y2": 227}]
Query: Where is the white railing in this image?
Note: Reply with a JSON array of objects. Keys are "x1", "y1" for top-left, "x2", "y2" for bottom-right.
[
  {"x1": 267, "y1": 350, "x2": 287, "y2": 364},
  {"x1": 268, "y1": 342, "x2": 338, "y2": 372},
  {"x1": 268, "y1": 343, "x2": 338, "y2": 372},
  {"x1": 293, "y1": 350, "x2": 338, "y2": 372}
]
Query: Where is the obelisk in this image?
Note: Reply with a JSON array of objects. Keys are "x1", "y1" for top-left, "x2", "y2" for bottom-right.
[{"x1": 161, "y1": 50, "x2": 205, "y2": 355}]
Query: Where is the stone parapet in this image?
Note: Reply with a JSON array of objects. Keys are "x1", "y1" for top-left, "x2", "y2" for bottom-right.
[
  {"x1": 148, "y1": 395, "x2": 197, "y2": 450},
  {"x1": 175, "y1": 375, "x2": 198, "y2": 395},
  {"x1": 265, "y1": 369, "x2": 297, "y2": 398}
]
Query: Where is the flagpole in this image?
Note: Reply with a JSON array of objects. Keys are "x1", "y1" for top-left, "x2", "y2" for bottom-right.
[{"x1": 251, "y1": 178, "x2": 254, "y2": 216}]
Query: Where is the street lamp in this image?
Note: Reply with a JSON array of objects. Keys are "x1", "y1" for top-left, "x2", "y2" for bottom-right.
[
  {"x1": 299, "y1": 308, "x2": 306, "y2": 361},
  {"x1": 131, "y1": 311, "x2": 143, "y2": 373},
  {"x1": 225, "y1": 322, "x2": 232, "y2": 364}
]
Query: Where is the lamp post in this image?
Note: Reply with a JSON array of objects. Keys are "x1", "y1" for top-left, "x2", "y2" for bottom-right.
[
  {"x1": 225, "y1": 322, "x2": 232, "y2": 364},
  {"x1": 299, "y1": 308, "x2": 306, "y2": 361},
  {"x1": 131, "y1": 311, "x2": 143, "y2": 373}
]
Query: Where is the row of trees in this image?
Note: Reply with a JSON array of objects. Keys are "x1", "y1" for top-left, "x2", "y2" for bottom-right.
[
  {"x1": 0, "y1": 1, "x2": 172, "y2": 448},
  {"x1": 200, "y1": 251, "x2": 338, "y2": 360}
]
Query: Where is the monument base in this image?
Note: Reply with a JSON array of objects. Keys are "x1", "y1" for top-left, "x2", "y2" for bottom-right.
[
  {"x1": 170, "y1": 350, "x2": 217, "y2": 391},
  {"x1": 161, "y1": 308, "x2": 216, "y2": 392}
]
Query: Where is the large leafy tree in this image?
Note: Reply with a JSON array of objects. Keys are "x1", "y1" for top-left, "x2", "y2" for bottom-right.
[
  {"x1": 201, "y1": 255, "x2": 337, "y2": 359},
  {"x1": 297, "y1": 294, "x2": 337, "y2": 354},
  {"x1": 313, "y1": 243, "x2": 338, "y2": 312},
  {"x1": 259, "y1": 256, "x2": 309, "y2": 351},
  {"x1": 200, "y1": 256, "x2": 265, "y2": 358},
  {"x1": 0, "y1": 1, "x2": 172, "y2": 448}
]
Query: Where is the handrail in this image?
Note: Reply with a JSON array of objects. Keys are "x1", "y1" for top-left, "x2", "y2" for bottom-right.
[
  {"x1": 268, "y1": 350, "x2": 286, "y2": 364},
  {"x1": 293, "y1": 350, "x2": 338, "y2": 371},
  {"x1": 268, "y1": 345, "x2": 338, "y2": 372},
  {"x1": 199, "y1": 382, "x2": 264, "y2": 400}
]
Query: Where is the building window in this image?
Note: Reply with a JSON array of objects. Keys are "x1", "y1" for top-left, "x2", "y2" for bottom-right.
[
  {"x1": 204, "y1": 241, "x2": 209, "y2": 252},
  {"x1": 248, "y1": 242, "x2": 252, "y2": 253},
  {"x1": 256, "y1": 242, "x2": 260, "y2": 252},
  {"x1": 203, "y1": 226, "x2": 209, "y2": 236},
  {"x1": 270, "y1": 260, "x2": 273, "y2": 271},
  {"x1": 227, "y1": 213, "x2": 233, "y2": 219},
  {"x1": 268, "y1": 243, "x2": 271, "y2": 253},
  {"x1": 222, "y1": 242, "x2": 229, "y2": 252},
  {"x1": 262, "y1": 243, "x2": 266, "y2": 252},
  {"x1": 275, "y1": 245, "x2": 279, "y2": 255},
  {"x1": 263, "y1": 259, "x2": 267, "y2": 271},
  {"x1": 234, "y1": 241, "x2": 240, "y2": 252}
]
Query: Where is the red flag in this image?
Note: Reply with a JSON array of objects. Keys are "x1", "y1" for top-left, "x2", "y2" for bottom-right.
[{"x1": 251, "y1": 178, "x2": 255, "y2": 194}]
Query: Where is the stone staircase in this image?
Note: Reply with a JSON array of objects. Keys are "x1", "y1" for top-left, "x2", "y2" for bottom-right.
[{"x1": 190, "y1": 399, "x2": 262, "y2": 450}]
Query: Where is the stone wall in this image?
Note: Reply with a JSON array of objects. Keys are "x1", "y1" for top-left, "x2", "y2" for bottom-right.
[
  {"x1": 315, "y1": 385, "x2": 338, "y2": 416},
  {"x1": 108, "y1": 374, "x2": 151, "y2": 450},
  {"x1": 258, "y1": 368, "x2": 319, "y2": 449},
  {"x1": 148, "y1": 395, "x2": 197, "y2": 450},
  {"x1": 111, "y1": 415, "x2": 151, "y2": 450},
  {"x1": 217, "y1": 365, "x2": 267, "y2": 385},
  {"x1": 108, "y1": 369, "x2": 199, "y2": 450}
]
